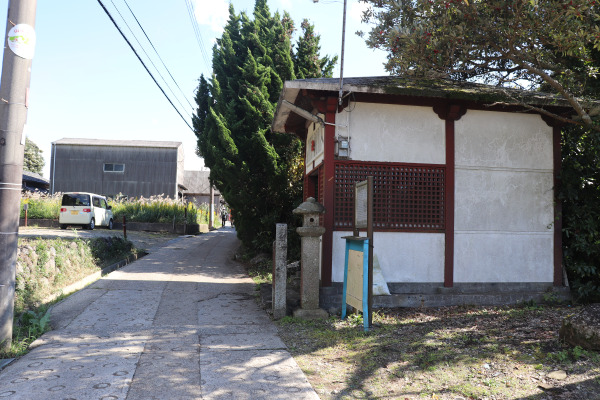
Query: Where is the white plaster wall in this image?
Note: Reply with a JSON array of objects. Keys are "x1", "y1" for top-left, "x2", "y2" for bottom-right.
[
  {"x1": 454, "y1": 169, "x2": 554, "y2": 232},
  {"x1": 331, "y1": 231, "x2": 445, "y2": 283},
  {"x1": 454, "y1": 233, "x2": 554, "y2": 282},
  {"x1": 305, "y1": 118, "x2": 324, "y2": 173},
  {"x1": 337, "y1": 103, "x2": 445, "y2": 164},
  {"x1": 456, "y1": 111, "x2": 553, "y2": 170},
  {"x1": 454, "y1": 111, "x2": 554, "y2": 283}
]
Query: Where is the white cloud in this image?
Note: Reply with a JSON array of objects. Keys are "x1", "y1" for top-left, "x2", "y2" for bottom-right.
[{"x1": 194, "y1": 0, "x2": 230, "y2": 33}]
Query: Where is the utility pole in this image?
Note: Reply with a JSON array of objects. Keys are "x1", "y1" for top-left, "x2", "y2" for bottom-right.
[{"x1": 0, "y1": 0, "x2": 37, "y2": 350}]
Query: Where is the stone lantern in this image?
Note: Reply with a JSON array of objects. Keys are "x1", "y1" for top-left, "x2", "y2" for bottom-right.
[{"x1": 292, "y1": 197, "x2": 328, "y2": 319}]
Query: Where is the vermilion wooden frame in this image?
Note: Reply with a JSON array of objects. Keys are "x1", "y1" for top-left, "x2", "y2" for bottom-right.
[
  {"x1": 553, "y1": 125, "x2": 564, "y2": 286},
  {"x1": 332, "y1": 160, "x2": 446, "y2": 232}
]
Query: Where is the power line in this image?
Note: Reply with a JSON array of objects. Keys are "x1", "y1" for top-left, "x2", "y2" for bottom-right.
[
  {"x1": 185, "y1": 0, "x2": 211, "y2": 71},
  {"x1": 110, "y1": 0, "x2": 192, "y2": 119},
  {"x1": 121, "y1": 0, "x2": 195, "y2": 110},
  {"x1": 96, "y1": 0, "x2": 194, "y2": 132}
]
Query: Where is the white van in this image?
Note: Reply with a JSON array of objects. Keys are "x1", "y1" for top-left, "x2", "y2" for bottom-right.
[{"x1": 59, "y1": 192, "x2": 114, "y2": 230}]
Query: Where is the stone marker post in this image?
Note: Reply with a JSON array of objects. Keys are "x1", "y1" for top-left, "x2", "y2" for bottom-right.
[
  {"x1": 272, "y1": 223, "x2": 287, "y2": 320},
  {"x1": 292, "y1": 198, "x2": 328, "y2": 319}
]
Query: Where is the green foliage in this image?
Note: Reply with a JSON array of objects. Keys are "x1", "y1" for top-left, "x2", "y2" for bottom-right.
[
  {"x1": 2, "y1": 307, "x2": 52, "y2": 358},
  {"x1": 360, "y1": 0, "x2": 600, "y2": 129},
  {"x1": 110, "y1": 195, "x2": 199, "y2": 224},
  {"x1": 20, "y1": 309, "x2": 51, "y2": 338},
  {"x1": 20, "y1": 192, "x2": 61, "y2": 219},
  {"x1": 194, "y1": 0, "x2": 336, "y2": 254},
  {"x1": 23, "y1": 137, "x2": 45, "y2": 175},
  {"x1": 293, "y1": 19, "x2": 338, "y2": 79},
  {"x1": 15, "y1": 237, "x2": 135, "y2": 313},
  {"x1": 20, "y1": 193, "x2": 208, "y2": 225},
  {"x1": 561, "y1": 125, "x2": 600, "y2": 302},
  {"x1": 4, "y1": 236, "x2": 136, "y2": 358},
  {"x1": 88, "y1": 236, "x2": 135, "y2": 266}
]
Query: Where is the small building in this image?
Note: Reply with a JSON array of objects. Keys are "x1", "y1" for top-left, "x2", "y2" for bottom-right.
[
  {"x1": 272, "y1": 76, "x2": 571, "y2": 306},
  {"x1": 22, "y1": 170, "x2": 49, "y2": 193},
  {"x1": 49, "y1": 138, "x2": 185, "y2": 199},
  {"x1": 182, "y1": 170, "x2": 221, "y2": 209}
]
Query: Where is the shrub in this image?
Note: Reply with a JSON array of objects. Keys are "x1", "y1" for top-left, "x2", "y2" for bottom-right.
[
  {"x1": 20, "y1": 192, "x2": 61, "y2": 219},
  {"x1": 561, "y1": 126, "x2": 600, "y2": 302},
  {"x1": 15, "y1": 236, "x2": 135, "y2": 313},
  {"x1": 109, "y1": 194, "x2": 200, "y2": 224}
]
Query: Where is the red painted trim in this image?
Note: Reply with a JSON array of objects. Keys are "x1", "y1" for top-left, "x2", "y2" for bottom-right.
[
  {"x1": 335, "y1": 159, "x2": 445, "y2": 169},
  {"x1": 321, "y1": 98, "x2": 338, "y2": 287},
  {"x1": 553, "y1": 126, "x2": 564, "y2": 286},
  {"x1": 305, "y1": 161, "x2": 324, "y2": 177},
  {"x1": 444, "y1": 118, "x2": 455, "y2": 288}
]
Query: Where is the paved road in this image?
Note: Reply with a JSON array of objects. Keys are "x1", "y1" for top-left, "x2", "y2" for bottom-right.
[{"x1": 1, "y1": 227, "x2": 319, "y2": 399}]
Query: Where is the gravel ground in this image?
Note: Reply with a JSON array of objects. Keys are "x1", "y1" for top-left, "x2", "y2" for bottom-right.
[{"x1": 18, "y1": 226, "x2": 181, "y2": 253}]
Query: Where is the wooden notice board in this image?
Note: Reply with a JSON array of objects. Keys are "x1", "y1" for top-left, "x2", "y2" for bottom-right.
[
  {"x1": 341, "y1": 177, "x2": 373, "y2": 331},
  {"x1": 346, "y1": 248, "x2": 365, "y2": 311},
  {"x1": 341, "y1": 236, "x2": 370, "y2": 332}
]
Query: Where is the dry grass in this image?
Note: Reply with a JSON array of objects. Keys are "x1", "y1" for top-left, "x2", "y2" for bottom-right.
[{"x1": 276, "y1": 304, "x2": 600, "y2": 400}]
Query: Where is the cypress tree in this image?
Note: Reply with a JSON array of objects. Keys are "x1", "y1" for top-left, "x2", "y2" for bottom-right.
[
  {"x1": 194, "y1": 1, "x2": 336, "y2": 253},
  {"x1": 293, "y1": 19, "x2": 337, "y2": 79}
]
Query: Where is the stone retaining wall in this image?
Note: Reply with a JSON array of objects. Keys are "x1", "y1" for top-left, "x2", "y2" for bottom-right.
[{"x1": 19, "y1": 219, "x2": 207, "y2": 234}]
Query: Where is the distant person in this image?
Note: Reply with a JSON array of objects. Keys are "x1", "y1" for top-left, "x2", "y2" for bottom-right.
[{"x1": 221, "y1": 210, "x2": 228, "y2": 227}]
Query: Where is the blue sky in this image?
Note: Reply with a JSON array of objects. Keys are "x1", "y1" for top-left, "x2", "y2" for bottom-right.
[{"x1": 0, "y1": 0, "x2": 387, "y2": 178}]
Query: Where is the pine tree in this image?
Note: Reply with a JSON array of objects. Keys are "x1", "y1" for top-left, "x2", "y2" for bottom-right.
[{"x1": 194, "y1": 1, "x2": 336, "y2": 252}]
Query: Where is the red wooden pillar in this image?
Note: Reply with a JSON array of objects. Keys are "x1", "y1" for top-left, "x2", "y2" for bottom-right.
[
  {"x1": 541, "y1": 115, "x2": 564, "y2": 287},
  {"x1": 320, "y1": 97, "x2": 338, "y2": 287},
  {"x1": 552, "y1": 125, "x2": 564, "y2": 286},
  {"x1": 434, "y1": 104, "x2": 466, "y2": 288},
  {"x1": 444, "y1": 118, "x2": 455, "y2": 287}
]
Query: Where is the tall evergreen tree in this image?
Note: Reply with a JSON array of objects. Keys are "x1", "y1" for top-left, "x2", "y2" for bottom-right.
[
  {"x1": 293, "y1": 19, "x2": 337, "y2": 79},
  {"x1": 23, "y1": 138, "x2": 44, "y2": 175},
  {"x1": 194, "y1": 1, "x2": 336, "y2": 252}
]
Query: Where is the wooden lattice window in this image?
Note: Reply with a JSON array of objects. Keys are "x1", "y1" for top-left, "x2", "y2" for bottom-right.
[{"x1": 334, "y1": 161, "x2": 445, "y2": 231}]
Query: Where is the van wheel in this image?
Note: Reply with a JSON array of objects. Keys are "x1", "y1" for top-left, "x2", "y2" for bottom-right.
[
  {"x1": 60, "y1": 224, "x2": 67, "y2": 230},
  {"x1": 108, "y1": 219, "x2": 113, "y2": 230},
  {"x1": 88, "y1": 218, "x2": 95, "y2": 230}
]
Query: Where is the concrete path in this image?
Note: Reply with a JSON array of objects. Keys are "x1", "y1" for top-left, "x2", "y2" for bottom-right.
[{"x1": 0, "y1": 228, "x2": 319, "y2": 399}]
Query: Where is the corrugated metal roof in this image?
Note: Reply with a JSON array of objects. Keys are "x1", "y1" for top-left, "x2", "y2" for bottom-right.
[{"x1": 53, "y1": 138, "x2": 182, "y2": 148}]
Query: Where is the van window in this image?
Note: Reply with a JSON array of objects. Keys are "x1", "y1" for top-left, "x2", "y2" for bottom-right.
[
  {"x1": 93, "y1": 197, "x2": 101, "y2": 207},
  {"x1": 62, "y1": 193, "x2": 90, "y2": 207}
]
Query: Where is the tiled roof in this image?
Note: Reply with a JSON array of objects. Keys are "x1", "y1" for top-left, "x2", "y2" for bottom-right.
[{"x1": 22, "y1": 170, "x2": 49, "y2": 184}]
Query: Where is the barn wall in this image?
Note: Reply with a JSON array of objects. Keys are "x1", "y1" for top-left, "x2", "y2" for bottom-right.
[
  {"x1": 454, "y1": 111, "x2": 554, "y2": 283},
  {"x1": 52, "y1": 144, "x2": 181, "y2": 198}
]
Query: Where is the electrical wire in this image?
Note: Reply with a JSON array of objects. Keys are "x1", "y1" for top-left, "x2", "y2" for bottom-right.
[
  {"x1": 121, "y1": 0, "x2": 195, "y2": 110},
  {"x1": 96, "y1": 0, "x2": 195, "y2": 132},
  {"x1": 110, "y1": 0, "x2": 192, "y2": 119},
  {"x1": 185, "y1": 0, "x2": 211, "y2": 70},
  {"x1": 186, "y1": 0, "x2": 211, "y2": 69}
]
